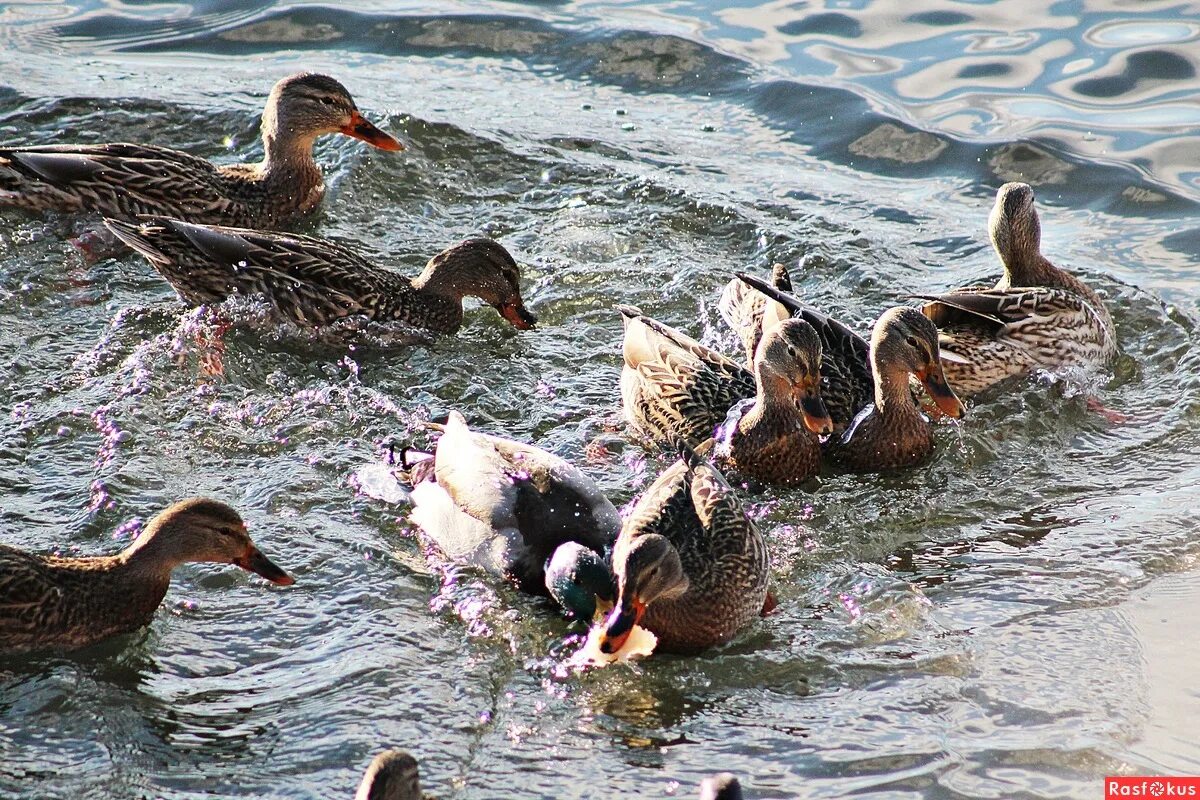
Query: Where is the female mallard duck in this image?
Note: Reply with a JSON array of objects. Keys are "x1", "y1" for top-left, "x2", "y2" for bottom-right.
[
  {"x1": 598, "y1": 446, "x2": 768, "y2": 655},
  {"x1": 618, "y1": 305, "x2": 833, "y2": 485},
  {"x1": 738, "y1": 275, "x2": 966, "y2": 472},
  {"x1": 103, "y1": 221, "x2": 537, "y2": 332},
  {"x1": 916, "y1": 182, "x2": 1118, "y2": 396},
  {"x1": 401, "y1": 411, "x2": 619, "y2": 602},
  {"x1": 718, "y1": 262, "x2": 793, "y2": 368},
  {"x1": 0, "y1": 73, "x2": 402, "y2": 229},
  {"x1": 356, "y1": 750, "x2": 423, "y2": 800},
  {"x1": 0, "y1": 498, "x2": 293, "y2": 654}
]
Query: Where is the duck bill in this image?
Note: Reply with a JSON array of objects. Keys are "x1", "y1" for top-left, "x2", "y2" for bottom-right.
[
  {"x1": 236, "y1": 546, "x2": 295, "y2": 586},
  {"x1": 598, "y1": 597, "x2": 647, "y2": 654},
  {"x1": 498, "y1": 301, "x2": 538, "y2": 330},
  {"x1": 342, "y1": 111, "x2": 405, "y2": 152},
  {"x1": 798, "y1": 393, "x2": 834, "y2": 435},
  {"x1": 918, "y1": 365, "x2": 966, "y2": 419}
]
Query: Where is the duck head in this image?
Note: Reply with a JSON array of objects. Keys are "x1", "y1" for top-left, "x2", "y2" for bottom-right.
[
  {"x1": 754, "y1": 318, "x2": 833, "y2": 435},
  {"x1": 263, "y1": 72, "x2": 404, "y2": 154},
  {"x1": 415, "y1": 238, "x2": 537, "y2": 330},
  {"x1": 988, "y1": 181, "x2": 1041, "y2": 275},
  {"x1": 545, "y1": 542, "x2": 616, "y2": 622},
  {"x1": 872, "y1": 307, "x2": 965, "y2": 419},
  {"x1": 128, "y1": 498, "x2": 294, "y2": 585},
  {"x1": 355, "y1": 749, "x2": 422, "y2": 800},
  {"x1": 599, "y1": 533, "x2": 688, "y2": 654}
]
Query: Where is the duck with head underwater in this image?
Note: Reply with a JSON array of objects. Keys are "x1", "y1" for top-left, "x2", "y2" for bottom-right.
[
  {"x1": 401, "y1": 412, "x2": 619, "y2": 615},
  {"x1": 0, "y1": 72, "x2": 403, "y2": 231}
]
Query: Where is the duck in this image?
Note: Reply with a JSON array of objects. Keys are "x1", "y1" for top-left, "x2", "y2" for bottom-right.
[
  {"x1": 700, "y1": 773, "x2": 744, "y2": 800},
  {"x1": 598, "y1": 445, "x2": 768, "y2": 655},
  {"x1": 0, "y1": 73, "x2": 403, "y2": 230},
  {"x1": 400, "y1": 411, "x2": 620, "y2": 600},
  {"x1": 102, "y1": 222, "x2": 538, "y2": 332},
  {"x1": 356, "y1": 750, "x2": 424, "y2": 800},
  {"x1": 0, "y1": 498, "x2": 293, "y2": 654},
  {"x1": 916, "y1": 182, "x2": 1118, "y2": 396},
  {"x1": 618, "y1": 305, "x2": 833, "y2": 486},
  {"x1": 737, "y1": 275, "x2": 966, "y2": 472},
  {"x1": 718, "y1": 262, "x2": 793, "y2": 369}
]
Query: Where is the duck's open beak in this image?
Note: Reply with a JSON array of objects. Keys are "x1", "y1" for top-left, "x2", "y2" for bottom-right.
[
  {"x1": 342, "y1": 111, "x2": 405, "y2": 152},
  {"x1": 918, "y1": 363, "x2": 966, "y2": 419},
  {"x1": 598, "y1": 596, "x2": 646, "y2": 654},
  {"x1": 498, "y1": 301, "x2": 538, "y2": 330},
  {"x1": 797, "y1": 392, "x2": 834, "y2": 435},
  {"x1": 236, "y1": 546, "x2": 295, "y2": 586}
]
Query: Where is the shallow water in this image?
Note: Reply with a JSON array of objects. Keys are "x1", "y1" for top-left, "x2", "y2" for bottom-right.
[{"x1": 1, "y1": 1, "x2": 1198, "y2": 798}]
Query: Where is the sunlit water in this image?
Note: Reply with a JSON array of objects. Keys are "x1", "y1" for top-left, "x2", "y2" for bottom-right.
[{"x1": 1, "y1": 1, "x2": 1198, "y2": 798}]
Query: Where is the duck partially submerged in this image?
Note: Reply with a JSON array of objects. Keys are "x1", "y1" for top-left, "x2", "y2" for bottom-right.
[
  {"x1": 917, "y1": 182, "x2": 1118, "y2": 396},
  {"x1": 618, "y1": 305, "x2": 833, "y2": 485},
  {"x1": 738, "y1": 275, "x2": 965, "y2": 472},
  {"x1": 356, "y1": 750, "x2": 423, "y2": 800},
  {"x1": 0, "y1": 498, "x2": 293, "y2": 655},
  {"x1": 402, "y1": 412, "x2": 619, "y2": 600},
  {"x1": 700, "y1": 773, "x2": 745, "y2": 800},
  {"x1": 718, "y1": 262, "x2": 793, "y2": 369},
  {"x1": 0, "y1": 73, "x2": 403, "y2": 229},
  {"x1": 103, "y1": 222, "x2": 537, "y2": 333},
  {"x1": 598, "y1": 446, "x2": 768, "y2": 655},
  {"x1": 544, "y1": 541, "x2": 616, "y2": 622}
]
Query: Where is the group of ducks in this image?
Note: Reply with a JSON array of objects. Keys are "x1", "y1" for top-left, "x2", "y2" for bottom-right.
[{"x1": 0, "y1": 72, "x2": 1118, "y2": 798}]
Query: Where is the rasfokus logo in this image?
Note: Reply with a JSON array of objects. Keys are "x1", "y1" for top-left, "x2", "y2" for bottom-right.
[{"x1": 1106, "y1": 777, "x2": 1200, "y2": 798}]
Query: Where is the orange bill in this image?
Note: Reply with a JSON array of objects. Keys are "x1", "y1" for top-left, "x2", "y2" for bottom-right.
[
  {"x1": 236, "y1": 546, "x2": 295, "y2": 586},
  {"x1": 918, "y1": 364, "x2": 966, "y2": 419},
  {"x1": 798, "y1": 394, "x2": 834, "y2": 435},
  {"x1": 499, "y1": 301, "x2": 538, "y2": 330},
  {"x1": 342, "y1": 111, "x2": 405, "y2": 152},
  {"x1": 599, "y1": 597, "x2": 647, "y2": 654}
]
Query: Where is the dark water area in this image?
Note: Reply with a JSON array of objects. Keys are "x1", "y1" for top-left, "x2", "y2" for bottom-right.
[{"x1": 0, "y1": 1, "x2": 1197, "y2": 798}]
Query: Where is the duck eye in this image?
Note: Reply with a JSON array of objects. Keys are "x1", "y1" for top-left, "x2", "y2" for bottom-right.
[
  {"x1": 318, "y1": 96, "x2": 337, "y2": 107},
  {"x1": 905, "y1": 336, "x2": 920, "y2": 349}
]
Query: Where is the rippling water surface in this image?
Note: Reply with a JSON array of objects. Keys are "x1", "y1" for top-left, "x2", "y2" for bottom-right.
[{"x1": 1, "y1": 1, "x2": 1198, "y2": 798}]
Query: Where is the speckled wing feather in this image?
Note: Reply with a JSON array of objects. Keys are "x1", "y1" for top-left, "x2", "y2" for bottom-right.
[
  {"x1": 106, "y1": 217, "x2": 412, "y2": 328},
  {"x1": 917, "y1": 286, "x2": 1115, "y2": 395},
  {"x1": 0, "y1": 143, "x2": 254, "y2": 222},
  {"x1": 619, "y1": 307, "x2": 756, "y2": 446},
  {"x1": 735, "y1": 273, "x2": 871, "y2": 428},
  {"x1": 0, "y1": 546, "x2": 63, "y2": 644},
  {"x1": 718, "y1": 264, "x2": 793, "y2": 367}
]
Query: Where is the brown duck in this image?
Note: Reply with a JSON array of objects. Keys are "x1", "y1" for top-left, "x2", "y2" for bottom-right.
[
  {"x1": 599, "y1": 446, "x2": 768, "y2": 655},
  {"x1": 718, "y1": 262, "x2": 793, "y2": 369},
  {"x1": 0, "y1": 73, "x2": 402, "y2": 229},
  {"x1": 618, "y1": 305, "x2": 832, "y2": 485},
  {"x1": 104, "y1": 220, "x2": 538, "y2": 332},
  {"x1": 917, "y1": 182, "x2": 1118, "y2": 396},
  {"x1": 0, "y1": 498, "x2": 293, "y2": 654},
  {"x1": 738, "y1": 275, "x2": 966, "y2": 472}
]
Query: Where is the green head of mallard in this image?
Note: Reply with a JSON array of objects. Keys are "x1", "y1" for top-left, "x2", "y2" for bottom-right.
[{"x1": 545, "y1": 542, "x2": 615, "y2": 622}]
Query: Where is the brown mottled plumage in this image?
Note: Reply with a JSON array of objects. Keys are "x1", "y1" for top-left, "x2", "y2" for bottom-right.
[
  {"x1": 103, "y1": 219, "x2": 537, "y2": 333},
  {"x1": 917, "y1": 182, "x2": 1118, "y2": 396},
  {"x1": 598, "y1": 447, "x2": 768, "y2": 655},
  {"x1": 0, "y1": 73, "x2": 402, "y2": 229},
  {"x1": 0, "y1": 498, "x2": 293, "y2": 655},
  {"x1": 718, "y1": 262, "x2": 793, "y2": 369},
  {"x1": 736, "y1": 276, "x2": 966, "y2": 472},
  {"x1": 617, "y1": 305, "x2": 833, "y2": 485},
  {"x1": 356, "y1": 750, "x2": 424, "y2": 800}
]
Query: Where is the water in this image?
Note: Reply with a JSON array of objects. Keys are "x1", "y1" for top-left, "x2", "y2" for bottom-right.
[{"x1": 1, "y1": 1, "x2": 1198, "y2": 797}]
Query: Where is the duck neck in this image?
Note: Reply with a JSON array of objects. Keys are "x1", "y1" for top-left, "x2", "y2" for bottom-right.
[
  {"x1": 874, "y1": 365, "x2": 920, "y2": 420},
  {"x1": 259, "y1": 124, "x2": 323, "y2": 190},
  {"x1": 119, "y1": 523, "x2": 184, "y2": 584},
  {"x1": 402, "y1": 265, "x2": 469, "y2": 333}
]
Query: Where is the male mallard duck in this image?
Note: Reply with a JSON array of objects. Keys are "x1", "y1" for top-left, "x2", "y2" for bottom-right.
[
  {"x1": 103, "y1": 221, "x2": 537, "y2": 332},
  {"x1": 598, "y1": 447, "x2": 768, "y2": 655},
  {"x1": 700, "y1": 774, "x2": 744, "y2": 800},
  {"x1": 0, "y1": 73, "x2": 402, "y2": 229},
  {"x1": 402, "y1": 411, "x2": 619, "y2": 600},
  {"x1": 916, "y1": 182, "x2": 1118, "y2": 396},
  {"x1": 618, "y1": 305, "x2": 833, "y2": 485},
  {"x1": 0, "y1": 498, "x2": 293, "y2": 654},
  {"x1": 738, "y1": 275, "x2": 965, "y2": 472},
  {"x1": 544, "y1": 541, "x2": 616, "y2": 622},
  {"x1": 356, "y1": 750, "x2": 423, "y2": 800},
  {"x1": 718, "y1": 262, "x2": 793, "y2": 368}
]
